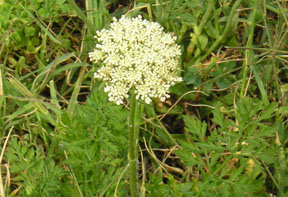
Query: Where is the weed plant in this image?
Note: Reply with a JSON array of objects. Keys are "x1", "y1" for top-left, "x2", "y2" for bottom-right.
[{"x1": 0, "y1": 0, "x2": 287, "y2": 196}]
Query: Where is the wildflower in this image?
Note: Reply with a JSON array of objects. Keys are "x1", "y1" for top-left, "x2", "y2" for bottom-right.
[{"x1": 89, "y1": 15, "x2": 182, "y2": 105}]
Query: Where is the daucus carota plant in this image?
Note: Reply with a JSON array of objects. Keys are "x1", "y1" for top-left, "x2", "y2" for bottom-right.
[{"x1": 89, "y1": 15, "x2": 182, "y2": 196}]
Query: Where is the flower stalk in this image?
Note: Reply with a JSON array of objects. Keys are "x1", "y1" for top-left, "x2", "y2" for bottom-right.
[
  {"x1": 128, "y1": 90, "x2": 137, "y2": 197},
  {"x1": 128, "y1": 88, "x2": 144, "y2": 196}
]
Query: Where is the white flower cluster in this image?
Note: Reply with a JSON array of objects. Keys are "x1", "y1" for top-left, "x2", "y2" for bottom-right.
[{"x1": 89, "y1": 15, "x2": 182, "y2": 105}]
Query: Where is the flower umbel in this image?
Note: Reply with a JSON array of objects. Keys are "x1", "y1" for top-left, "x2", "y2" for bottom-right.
[{"x1": 89, "y1": 15, "x2": 182, "y2": 105}]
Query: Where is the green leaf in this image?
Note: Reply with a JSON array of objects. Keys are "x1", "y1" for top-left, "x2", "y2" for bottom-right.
[
  {"x1": 191, "y1": 34, "x2": 208, "y2": 51},
  {"x1": 174, "y1": 149, "x2": 199, "y2": 166},
  {"x1": 215, "y1": 77, "x2": 233, "y2": 89},
  {"x1": 24, "y1": 26, "x2": 36, "y2": 37},
  {"x1": 277, "y1": 106, "x2": 288, "y2": 115},
  {"x1": 183, "y1": 115, "x2": 206, "y2": 141},
  {"x1": 212, "y1": 106, "x2": 225, "y2": 128},
  {"x1": 258, "y1": 102, "x2": 278, "y2": 121}
]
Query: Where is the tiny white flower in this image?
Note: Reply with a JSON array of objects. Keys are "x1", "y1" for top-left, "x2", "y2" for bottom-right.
[
  {"x1": 89, "y1": 15, "x2": 182, "y2": 105},
  {"x1": 89, "y1": 50, "x2": 103, "y2": 62}
]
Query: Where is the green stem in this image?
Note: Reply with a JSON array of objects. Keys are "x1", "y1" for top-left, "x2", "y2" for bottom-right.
[
  {"x1": 279, "y1": 145, "x2": 286, "y2": 197},
  {"x1": 240, "y1": 0, "x2": 257, "y2": 97},
  {"x1": 128, "y1": 90, "x2": 137, "y2": 197},
  {"x1": 66, "y1": 0, "x2": 96, "y2": 34},
  {"x1": 67, "y1": 66, "x2": 86, "y2": 115},
  {"x1": 135, "y1": 103, "x2": 144, "y2": 145},
  {"x1": 199, "y1": 0, "x2": 242, "y2": 62},
  {"x1": 185, "y1": 0, "x2": 214, "y2": 59},
  {"x1": 198, "y1": 0, "x2": 215, "y2": 34}
]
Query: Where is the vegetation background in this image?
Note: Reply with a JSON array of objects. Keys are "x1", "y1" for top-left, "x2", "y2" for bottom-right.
[{"x1": 0, "y1": 0, "x2": 287, "y2": 196}]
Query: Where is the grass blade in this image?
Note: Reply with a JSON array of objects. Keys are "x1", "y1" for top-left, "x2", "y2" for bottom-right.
[
  {"x1": 66, "y1": 66, "x2": 86, "y2": 115},
  {"x1": 19, "y1": 3, "x2": 62, "y2": 45},
  {"x1": 8, "y1": 75, "x2": 48, "y2": 115},
  {"x1": 251, "y1": 65, "x2": 270, "y2": 106},
  {"x1": 66, "y1": 0, "x2": 96, "y2": 34}
]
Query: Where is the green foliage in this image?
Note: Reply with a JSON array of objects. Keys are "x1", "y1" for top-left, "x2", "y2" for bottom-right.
[
  {"x1": 0, "y1": 0, "x2": 71, "y2": 49},
  {"x1": 175, "y1": 98, "x2": 279, "y2": 196},
  {"x1": 56, "y1": 87, "x2": 129, "y2": 196},
  {"x1": 0, "y1": 0, "x2": 287, "y2": 196},
  {"x1": 145, "y1": 174, "x2": 186, "y2": 196},
  {"x1": 6, "y1": 137, "x2": 64, "y2": 196}
]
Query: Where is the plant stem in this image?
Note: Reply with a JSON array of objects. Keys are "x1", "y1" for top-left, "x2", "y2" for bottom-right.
[
  {"x1": 240, "y1": 0, "x2": 257, "y2": 98},
  {"x1": 198, "y1": 0, "x2": 215, "y2": 34},
  {"x1": 66, "y1": 0, "x2": 96, "y2": 34},
  {"x1": 199, "y1": 0, "x2": 242, "y2": 62},
  {"x1": 128, "y1": 90, "x2": 137, "y2": 197},
  {"x1": 67, "y1": 66, "x2": 86, "y2": 115}
]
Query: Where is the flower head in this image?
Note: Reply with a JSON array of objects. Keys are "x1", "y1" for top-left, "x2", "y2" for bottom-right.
[{"x1": 89, "y1": 15, "x2": 182, "y2": 105}]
